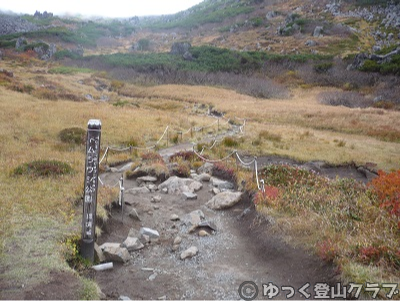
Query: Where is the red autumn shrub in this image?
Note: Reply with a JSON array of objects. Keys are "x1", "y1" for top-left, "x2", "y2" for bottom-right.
[{"x1": 369, "y1": 170, "x2": 400, "y2": 218}]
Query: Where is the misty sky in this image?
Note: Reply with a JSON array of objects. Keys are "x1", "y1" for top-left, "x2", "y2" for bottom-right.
[{"x1": 0, "y1": 0, "x2": 204, "y2": 18}]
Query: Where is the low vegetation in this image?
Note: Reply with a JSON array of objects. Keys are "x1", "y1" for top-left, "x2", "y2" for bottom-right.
[
  {"x1": 12, "y1": 160, "x2": 73, "y2": 177},
  {"x1": 252, "y1": 165, "x2": 399, "y2": 298}
]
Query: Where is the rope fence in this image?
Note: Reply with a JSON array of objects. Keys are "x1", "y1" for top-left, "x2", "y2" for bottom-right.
[{"x1": 97, "y1": 112, "x2": 266, "y2": 193}]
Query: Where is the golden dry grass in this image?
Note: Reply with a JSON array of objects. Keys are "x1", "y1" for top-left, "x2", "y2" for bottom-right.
[{"x1": 0, "y1": 55, "x2": 399, "y2": 298}]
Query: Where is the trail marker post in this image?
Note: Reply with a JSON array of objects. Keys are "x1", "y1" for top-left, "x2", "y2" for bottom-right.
[{"x1": 81, "y1": 119, "x2": 101, "y2": 263}]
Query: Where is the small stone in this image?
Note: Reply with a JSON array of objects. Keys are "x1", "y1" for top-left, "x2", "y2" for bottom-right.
[
  {"x1": 141, "y1": 267, "x2": 154, "y2": 272},
  {"x1": 137, "y1": 176, "x2": 158, "y2": 184},
  {"x1": 140, "y1": 227, "x2": 160, "y2": 240},
  {"x1": 183, "y1": 192, "x2": 197, "y2": 200},
  {"x1": 121, "y1": 237, "x2": 144, "y2": 252},
  {"x1": 162, "y1": 188, "x2": 168, "y2": 194},
  {"x1": 147, "y1": 210, "x2": 153, "y2": 216},
  {"x1": 173, "y1": 236, "x2": 182, "y2": 245},
  {"x1": 148, "y1": 184, "x2": 157, "y2": 192},
  {"x1": 172, "y1": 244, "x2": 180, "y2": 252},
  {"x1": 100, "y1": 243, "x2": 131, "y2": 263},
  {"x1": 153, "y1": 205, "x2": 160, "y2": 210},
  {"x1": 199, "y1": 230, "x2": 210, "y2": 237},
  {"x1": 119, "y1": 296, "x2": 132, "y2": 301},
  {"x1": 170, "y1": 214, "x2": 180, "y2": 221},
  {"x1": 151, "y1": 195, "x2": 162, "y2": 203},
  {"x1": 206, "y1": 191, "x2": 243, "y2": 210},
  {"x1": 158, "y1": 296, "x2": 167, "y2": 300},
  {"x1": 180, "y1": 246, "x2": 198, "y2": 260},
  {"x1": 149, "y1": 273, "x2": 157, "y2": 281}
]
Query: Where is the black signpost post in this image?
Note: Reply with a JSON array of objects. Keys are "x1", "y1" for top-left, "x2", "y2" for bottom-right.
[{"x1": 81, "y1": 119, "x2": 101, "y2": 263}]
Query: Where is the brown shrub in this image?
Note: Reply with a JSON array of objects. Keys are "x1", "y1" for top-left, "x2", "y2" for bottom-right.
[{"x1": 317, "y1": 91, "x2": 373, "y2": 108}]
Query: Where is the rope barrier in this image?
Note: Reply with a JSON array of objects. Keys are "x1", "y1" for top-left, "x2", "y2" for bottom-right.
[
  {"x1": 97, "y1": 112, "x2": 265, "y2": 192},
  {"x1": 235, "y1": 152, "x2": 255, "y2": 166},
  {"x1": 193, "y1": 149, "x2": 237, "y2": 163}
]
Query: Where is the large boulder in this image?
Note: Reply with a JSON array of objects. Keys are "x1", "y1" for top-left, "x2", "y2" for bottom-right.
[
  {"x1": 99, "y1": 243, "x2": 131, "y2": 263},
  {"x1": 210, "y1": 177, "x2": 234, "y2": 191},
  {"x1": 313, "y1": 26, "x2": 324, "y2": 37},
  {"x1": 206, "y1": 191, "x2": 243, "y2": 210},
  {"x1": 170, "y1": 42, "x2": 191, "y2": 55},
  {"x1": 158, "y1": 176, "x2": 202, "y2": 194}
]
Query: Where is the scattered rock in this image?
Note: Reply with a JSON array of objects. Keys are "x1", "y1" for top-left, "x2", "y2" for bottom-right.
[
  {"x1": 183, "y1": 51, "x2": 194, "y2": 61},
  {"x1": 15, "y1": 37, "x2": 27, "y2": 49},
  {"x1": 153, "y1": 205, "x2": 159, "y2": 210},
  {"x1": 199, "y1": 230, "x2": 210, "y2": 237},
  {"x1": 173, "y1": 236, "x2": 182, "y2": 245},
  {"x1": 206, "y1": 191, "x2": 243, "y2": 210},
  {"x1": 170, "y1": 214, "x2": 180, "y2": 221},
  {"x1": 180, "y1": 246, "x2": 198, "y2": 260},
  {"x1": 172, "y1": 244, "x2": 180, "y2": 252},
  {"x1": 119, "y1": 296, "x2": 132, "y2": 301},
  {"x1": 94, "y1": 243, "x2": 106, "y2": 263},
  {"x1": 192, "y1": 173, "x2": 211, "y2": 182},
  {"x1": 149, "y1": 273, "x2": 158, "y2": 281},
  {"x1": 305, "y1": 40, "x2": 317, "y2": 47},
  {"x1": 158, "y1": 176, "x2": 202, "y2": 195},
  {"x1": 183, "y1": 209, "x2": 205, "y2": 227},
  {"x1": 313, "y1": 26, "x2": 324, "y2": 37},
  {"x1": 183, "y1": 191, "x2": 197, "y2": 200},
  {"x1": 148, "y1": 184, "x2": 157, "y2": 192},
  {"x1": 141, "y1": 267, "x2": 154, "y2": 272},
  {"x1": 210, "y1": 177, "x2": 234, "y2": 191},
  {"x1": 151, "y1": 195, "x2": 162, "y2": 203},
  {"x1": 126, "y1": 186, "x2": 150, "y2": 195},
  {"x1": 266, "y1": 11, "x2": 278, "y2": 19},
  {"x1": 121, "y1": 237, "x2": 144, "y2": 252},
  {"x1": 189, "y1": 220, "x2": 217, "y2": 234},
  {"x1": 140, "y1": 227, "x2": 160, "y2": 240},
  {"x1": 197, "y1": 162, "x2": 214, "y2": 174},
  {"x1": 85, "y1": 94, "x2": 94, "y2": 100},
  {"x1": 137, "y1": 176, "x2": 158, "y2": 184},
  {"x1": 99, "y1": 243, "x2": 131, "y2": 263}
]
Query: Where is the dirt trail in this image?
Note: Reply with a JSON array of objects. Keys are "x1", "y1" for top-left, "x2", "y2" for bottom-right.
[{"x1": 93, "y1": 144, "x2": 361, "y2": 300}]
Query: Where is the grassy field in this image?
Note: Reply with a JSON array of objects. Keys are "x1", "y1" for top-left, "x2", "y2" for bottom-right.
[{"x1": 0, "y1": 54, "x2": 399, "y2": 299}]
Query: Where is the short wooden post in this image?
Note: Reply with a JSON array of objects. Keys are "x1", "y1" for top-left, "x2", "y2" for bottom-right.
[
  {"x1": 81, "y1": 119, "x2": 101, "y2": 263},
  {"x1": 166, "y1": 128, "x2": 169, "y2": 147}
]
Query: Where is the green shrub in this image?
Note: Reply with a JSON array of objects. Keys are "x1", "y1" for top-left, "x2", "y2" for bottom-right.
[
  {"x1": 314, "y1": 62, "x2": 334, "y2": 73},
  {"x1": 13, "y1": 160, "x2": 73, "y2": 177},
  {"x1": 360, "y1": 60, "x2": 380, "y2": 72},
  {"x1": 59, "y1": 127, "x2": 86, "y2": 145},
  {"x1": 222, "y1": 137, "x2": 239, "y2": 147},
  {"x1": 136, "y1": 39, "x2": 150, "y2": 51}
]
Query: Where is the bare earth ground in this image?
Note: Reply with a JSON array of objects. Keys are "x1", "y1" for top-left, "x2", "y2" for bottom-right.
[{"x1": 95, "y1": 172, "x2": 338, "y2": 300}]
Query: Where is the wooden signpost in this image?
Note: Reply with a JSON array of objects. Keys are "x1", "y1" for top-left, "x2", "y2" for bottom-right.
[{"x1": 81, "y1": 119, "x2": 101, "y2": 263}]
